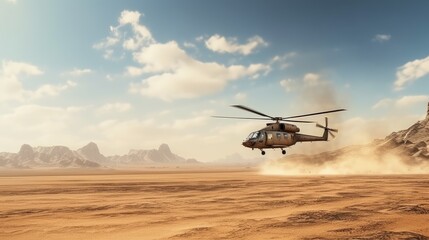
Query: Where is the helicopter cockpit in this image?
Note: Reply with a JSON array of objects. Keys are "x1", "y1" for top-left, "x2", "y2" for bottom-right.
[{"x1": 246, "y1": 131, "x2": 261, "y2": 140}]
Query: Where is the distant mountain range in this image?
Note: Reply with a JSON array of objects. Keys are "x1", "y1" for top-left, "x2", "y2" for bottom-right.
[{"x1": 0, "y1": 142, "x2": 198, "y2": 169}]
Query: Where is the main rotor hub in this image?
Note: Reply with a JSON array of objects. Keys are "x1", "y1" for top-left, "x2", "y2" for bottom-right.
[{"x1": 273, "y1": 117, "x2": 282, "y2": 122}]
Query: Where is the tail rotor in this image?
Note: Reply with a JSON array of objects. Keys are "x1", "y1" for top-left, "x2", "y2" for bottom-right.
[{"x1": 316, "y1": 117, "x2": 338, "y2": 139}]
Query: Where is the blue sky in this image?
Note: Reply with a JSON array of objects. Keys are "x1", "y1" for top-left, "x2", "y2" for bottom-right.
[{"x1": 1, "y1": 0, "x2": 429, "y2": 161}]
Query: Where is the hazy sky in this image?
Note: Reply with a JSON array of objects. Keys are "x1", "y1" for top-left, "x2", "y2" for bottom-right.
[{"x1": 1, "y1": 0, "x2": 429, "y2": 161}]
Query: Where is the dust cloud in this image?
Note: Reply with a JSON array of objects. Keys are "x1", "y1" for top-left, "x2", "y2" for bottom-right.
[{"x1": 260, "y1": 147, "x2": 429, "y2": 175}]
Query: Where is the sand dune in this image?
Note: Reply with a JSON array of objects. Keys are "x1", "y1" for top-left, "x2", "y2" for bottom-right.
[{"x1": 1, "y1": 169, "x2": 429, "y2": 239}]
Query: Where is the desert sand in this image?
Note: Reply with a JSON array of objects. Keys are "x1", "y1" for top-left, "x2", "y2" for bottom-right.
[{"x1": 1, "y1": 169, "x2": 429, "y2": 240}]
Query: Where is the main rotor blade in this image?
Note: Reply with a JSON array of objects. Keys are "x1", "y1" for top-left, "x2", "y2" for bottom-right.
[
  {"x1": 211, "y1": 116, "x2": 272, "y2": 120},
  {"x1": 231, "y1": 105, "x2": 275, "y2": 119},
  {"x1": 282, "y1": 108, "x2": 346, "y2": 120},
  {"x1": 329, "y1": 131, "x2": 336, "y2": 138},
  {"x1": 282, "y1": 119, "x2": 315, "y2": 123}
]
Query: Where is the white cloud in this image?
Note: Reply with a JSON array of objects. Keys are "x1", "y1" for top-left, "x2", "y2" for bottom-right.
[
  {"x1": 5, "y1": 0, "x2": 17, "y2": 4},
  {"x1": 279, "y1": 78, "x2": 294, "y2": 92},
  {"x1": 96, "y1": 10, "x2": 270, "y2": 101},
  {"x1": 93, "y1": 10, "x2": 154, "y2": 58},
  {"x1": 97, "y1": 102, "x2": 132, "y2": 113},
  {"x1": 32, "y1": 80, "x2": 76, "y2": 99},
  {"x1": 0, "y1": 60, "x2": 75, "y2": 102},
  {"x1": 64, "y1": 68, "x2": 92, "y2": 77},
  {"x1": 394, "y1": 55, "x2": 429, "y2": 91},
  {"x1": 303, "y1": 73, "x2": 321, "y2": 86},
  {"x1": 0, "y1": 60, "x2": 42, "y2": 102},
  {"x1": 128, "y1": 39, "x2": 268, "y2": 101},
  {"x1": 93, "y1": 37, "x2": 119, "y2": 50},
  {"x1": 204, "y1": 34, "x2": 268, "y2": 55},
  {"x1": 373, "y1": 34, "x2": 391, "y2": 43},
  {"x1": 118, "y1": 10, "x2": 141, "y2": 25},
  {"x1": 129, "y1": 60, "x2": 269, "y2": 101}
]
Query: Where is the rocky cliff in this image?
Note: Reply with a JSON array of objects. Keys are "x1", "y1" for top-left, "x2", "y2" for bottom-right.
[
  {"x1": 376, "y1": 102, "x2": 429, "y2": 161},
  {"x1": 77, "y1": 142, "x2": 108, "y2": 163}
]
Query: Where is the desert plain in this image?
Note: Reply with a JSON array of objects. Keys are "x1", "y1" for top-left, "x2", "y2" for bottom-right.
[{"x1": 1, "y1": 169, "x2": 429, "y2": 240}]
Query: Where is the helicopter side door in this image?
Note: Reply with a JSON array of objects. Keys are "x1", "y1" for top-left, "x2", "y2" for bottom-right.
[{"x1": 266, "y1": 131, "x2": 274, "y2": 146}]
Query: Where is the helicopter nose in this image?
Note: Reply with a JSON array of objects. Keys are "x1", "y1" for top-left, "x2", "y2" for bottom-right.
[{"x1": 242, "y1": 140, "x2": 252, "y2": 148}]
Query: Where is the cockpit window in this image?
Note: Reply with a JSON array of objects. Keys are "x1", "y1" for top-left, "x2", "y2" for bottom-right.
[{"x1": 247, "y1": 131, "x2": 260, "y2": 139}]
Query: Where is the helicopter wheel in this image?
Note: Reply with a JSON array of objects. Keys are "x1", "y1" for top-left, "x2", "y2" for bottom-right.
[
  {"x1": 261, "y1": 150, "x2": 265, "y2": 155},
  {"x1": 282, "y1": 149, "x2": 286, "y2": 155}
]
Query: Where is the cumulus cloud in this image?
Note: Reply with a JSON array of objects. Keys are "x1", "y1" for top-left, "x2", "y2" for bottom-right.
[
  {"x1": 64, "y1": 68, "x2": 92, "y2": 77},
  {"x1": 93, "y1": 10, "x2": 154, "y2": 58},
  {"x1": 373, "y1": 34, "x2": 391, "y2": 43},
  {"x1": 204, "y1": 34, "x2": 268, "y2": 55},
  {"x1": 97, "y1": 102, "x2": 132, "y2": 113},
  {"x1": 129, "y1": 58, "x2": 269, "y2": 101},
  {"x1": 96, "y1": 10, "x2": 270, "y2": 101},
  {"x1": 128, "y1": 41, "x2": 269, "y2": 100},
  {"x1": 0, "y1": 60, "x2": 76, "y2": 102},
  {"x1": 0, "y1": 60, "x2": 42, "y2": 101},
  {"x1": 32, "y1": 80, "x2": 76, "y2": 98},
  {"x1": 394, "y1": 55, "x2": 429, "y2": 91}
]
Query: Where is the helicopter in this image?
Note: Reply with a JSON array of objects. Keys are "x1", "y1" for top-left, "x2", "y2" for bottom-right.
[{"x1": 213, "y1": 105, "x2": 346, "y2": 155}]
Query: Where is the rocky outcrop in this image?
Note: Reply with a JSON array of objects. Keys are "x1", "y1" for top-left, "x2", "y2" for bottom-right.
[
  {"x1": 375, "y1": 105, "x2": 429, "y2": 161},
  {"x1": 77, "y1": 142, "x2": 107, "y2": 163}
]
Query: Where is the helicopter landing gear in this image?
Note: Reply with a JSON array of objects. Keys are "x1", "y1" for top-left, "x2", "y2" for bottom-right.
[
  {"x1": 281, "y1": 149, "x2": 286, "y2": 155},
  {"x1": 261, "y1": 150, "x2": 266, "y2": 155}
]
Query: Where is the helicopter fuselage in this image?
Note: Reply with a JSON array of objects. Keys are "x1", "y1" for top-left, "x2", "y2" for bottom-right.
[{"x1": 242, "y1": 122, "x2": 329, "y2": 155}]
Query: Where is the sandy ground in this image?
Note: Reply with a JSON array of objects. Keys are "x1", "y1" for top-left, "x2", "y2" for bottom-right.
[{"x1": 1, "y1": 169, "x2": 429, "y2": 240}]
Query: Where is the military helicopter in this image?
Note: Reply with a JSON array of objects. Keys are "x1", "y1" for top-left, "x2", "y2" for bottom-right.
[{"x1": 213, "y1": 105, "x2": 346, "y2": 155}]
